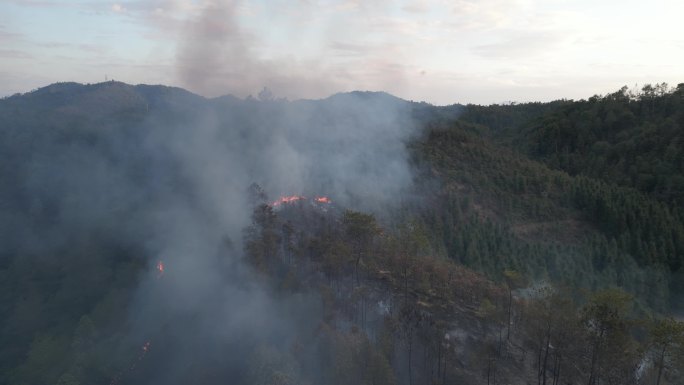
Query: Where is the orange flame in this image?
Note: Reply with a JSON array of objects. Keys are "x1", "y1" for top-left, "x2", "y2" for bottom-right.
[
  {"x1": 129, "y1": 341, "x2": 151, "y2": 370},
  {"x1": 314, "y1": 196, "x2": 331, "y2": 204},
  {"x1": 271, "y1": 195, "x2": 306, "y2": 207},
  {"x1": 156, "y1": 261, "x2": 164, "y2": 277},
  {"x1": 110, "y1": 340, "x2": 152, "y2": 385}
]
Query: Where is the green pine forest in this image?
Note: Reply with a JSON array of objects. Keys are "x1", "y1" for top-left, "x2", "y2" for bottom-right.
[{"x1": 0, "y1": 82, "x2": 683, "y2": 385}]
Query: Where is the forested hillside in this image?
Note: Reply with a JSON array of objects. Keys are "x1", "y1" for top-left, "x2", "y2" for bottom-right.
[
  {"x1": 413, "y1": 120, "x2": 682, "y2": 312},
  {"x1": 463, "y1": 83, "x2": 684, "y2": 208},
  {"x1": 457, "y1": 84, "x2": 684, "y2": 309},
  {"x1": 0, "y1": 82, "x2": 682, "y2": 385}
]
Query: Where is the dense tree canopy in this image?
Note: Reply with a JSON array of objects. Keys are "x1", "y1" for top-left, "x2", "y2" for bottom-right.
[{"x1": 1, "y1": 82, "x2": 683, "y2": 384}]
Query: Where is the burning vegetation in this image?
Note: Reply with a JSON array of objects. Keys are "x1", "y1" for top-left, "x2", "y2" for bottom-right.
[
  {"x1": 3, "y1": 83, "x2": 684, "y2": 385},
  {"x1": 271, "y1": 195, "x2": 306, "y2": 207},
  {"x1": 270, "y1": 195, "x2": 332, "y2": 208}
]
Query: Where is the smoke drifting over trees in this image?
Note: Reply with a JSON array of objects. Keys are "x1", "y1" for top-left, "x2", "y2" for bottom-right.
[
  {"x1": 175, "y1": 0, "x2": 339, "y2": 99},
  {"x1": 2, "y1": 82, "x2": 683, "y2": 385},
  {"x1": 174, "y1": 0, "x2": 410, "y2": 100},
  {"x1": 0, "y1": 82, "x2": 421, "y2": 383}
]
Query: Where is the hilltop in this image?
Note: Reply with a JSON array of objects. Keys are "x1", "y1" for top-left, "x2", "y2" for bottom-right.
[{"x1": 0, "y1": 81, "x2": 682, "y2": 385}]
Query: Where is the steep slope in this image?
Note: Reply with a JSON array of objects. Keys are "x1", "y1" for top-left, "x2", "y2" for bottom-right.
[
  {"x1": 412, "y1": 119, "x2": 682, "y2": 312},
  {"x1": 504, "y1": 84, "x2": 684, "y2": 207},
  {"x1": 451, "y1": 84, "x2": 684, "y2": 311},
  {"x1": 0, "y1": 82, "x2": 682, "y2": 385},
  {"x1": 0, "y1": 82, "x2": 433, "y2": 385}
]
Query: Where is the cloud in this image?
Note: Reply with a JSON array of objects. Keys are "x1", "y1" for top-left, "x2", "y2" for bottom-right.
[
  {"x1": 6, "y1": 0, "x2": 70, "y2": 6},
  {"x1": 448, "y1": 0, "x2": 532, "y2": 30},
  {"x1": 327, "y1": 41, "x2": 374, "y2": 57},
  {"x1": 0, "y1": 49, "x2": 33, "y2": 59},
  {"x1": 111, "y1": 3, "x2": 126, "y2": 13},
  {"x1": 174, "y1": 0, "x2": 410, "y2": 99},
  {"x1": 472, "y1": 32, "x2": 566, "y2": 59},
  {"x1": 401, "y1": 0, "x2": 431, "y2": 14},
  {"x1": 35, "y1": 41, "x2": 105, "y2": 53},
  {"x1": 0, "y1": 26, "x2": 22, "y2": 42},
  {"x1": 3, "y1": 0, "x2": 683, "y2": 104}
]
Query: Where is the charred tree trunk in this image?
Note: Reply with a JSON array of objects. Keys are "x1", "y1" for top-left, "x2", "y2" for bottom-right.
[
  {"x1": 587, "y1": 329, "x2": 604, "y2": 385},
  {"x1": 403, "y1": 268, "x2": 409, "y2": 307},
  {"x1": 354, "y1": 253, "x2": 361, "y2": 287},
  {"x1": 407, "y1": 336, "x2": 413, "y2": 385},
  {"x1": 507, "y1": 288, "x2": 513, "y2": 340},
  {"x1": 537, "y1": 343, "x2": 544, "y2": 385},
  {"x1": 542, "y1": 330, "x2": 551, "y2": 385},
  {"x1": 552, "y1": 352, "x2": 561, "y2": 385},
  {"x1": 486, "y1": 351, "x2": 496, "y2": 385},
  {"x1": 656, "y1": 345, "x2": 666, "y2": 385},
  {"x1": 436, "y1": 340, "x2": 442, "y2": 381}
]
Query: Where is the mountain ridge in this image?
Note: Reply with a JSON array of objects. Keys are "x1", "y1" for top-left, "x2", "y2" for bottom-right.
[{"x1": 1, "y1": 80, "x2": 683, "y2": 385}]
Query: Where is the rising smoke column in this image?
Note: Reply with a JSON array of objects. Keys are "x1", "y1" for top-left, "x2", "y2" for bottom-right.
[
  {"x1": 175, "y1": 0, "x2": 342, "y2": 100},
  {"x1": 0, "y1": 79, "x2": 421, "y2": 383},
  {"x1": 174, "y1": 0, "x2": 410, "y2": 101},
  {"x1": 107, "y1": 84, "x2": 422, "y2": 383}
]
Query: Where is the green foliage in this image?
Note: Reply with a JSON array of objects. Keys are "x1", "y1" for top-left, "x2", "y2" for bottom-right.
[
  {"x1": 509, "y1": 84, "x2": 684, "y2": 207},
  {"x1": 651, "y1": 317, "x2": 684, "y2": 348},
  {"x1": 459, "y1": 100, "x2": 571, "y2": 135},
  {"x1": 649, "y1": 317, "x2": 684, "y2": 385},
  {"x1": 476, "y1": 298, "x2": 498, "y2": 319},
  {"x1": 581, "y1": 288, "x2": 640, "y2": 385},
  {"x1": 245, "y1": 204, "x2": 283, "y2": 275},
  {"x1": 414, "y1": 116, "x2": 682, "y2": 311},
  {"x1": 342, "y1": 210, "x2": 380, "y2": 242},
  {"x1": 56, "y1": 371, "x2": 81, "y2": 385},
  {"x1": 2, "y1": 81, "x2": 683, "y2": 385},
  {"x1": 343, "y1": 210, "x2": 381, "y2": 285},
  {"x1": 582, "y1": 288, "x2": 633, "y2": 332},
  {"x1": 247, "y1": 345, "x2": 304, "y2": 385},
  {"x1": 12, "y1": 334, "x2": 70, "y2": 385},
  {"x1": 502, "y1": 270, "x2": 526, "y2": 290}
]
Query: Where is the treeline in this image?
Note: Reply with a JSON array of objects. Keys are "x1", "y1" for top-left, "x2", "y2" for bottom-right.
[
  {"x1": 412, "y1": 120, "x2": 683, "y2": 311},
  {"x1": 500, "y1": 83, "x2": 684, "y2": 207},
  {"x1": 243, "y1": 201, "x2": 684, "y2": 385},
  {"x1": 244, "y1": 201, "x2": 506, "y2": 384},
  {"x1": 459, "y1": 100, "x2": 571, "y2": 136},
  {"x1": 0, "y1": 239, "x2": 147, "y2": 385}
]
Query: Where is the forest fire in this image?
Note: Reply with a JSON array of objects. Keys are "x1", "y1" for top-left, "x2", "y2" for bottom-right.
[
  {"x1": 270, "y1": 195, "x2": 332, "y2": 207},
  {"x1": 110, "y1": 261, "x2": 162, "y2": 384},
  {"x1": 109, "y1": 341, "x2": 152, "y2": 385},
  {"x1": 156, "y1": 260, "x2": 164, "y2": 277},
  {"x1": 314, "y1": 196, "x2": 331, "y2": 204},
  {"x1": 271, "y1": 195, "x2": 305, "y2": 207},
  {"x1": 128, "y1": 341, "x2": 151, "y2": 371}
]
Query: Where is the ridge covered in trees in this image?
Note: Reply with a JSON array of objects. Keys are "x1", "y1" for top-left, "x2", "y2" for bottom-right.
[{"x1": 0, "y1": 82, "x2": 682, "y2": 384}]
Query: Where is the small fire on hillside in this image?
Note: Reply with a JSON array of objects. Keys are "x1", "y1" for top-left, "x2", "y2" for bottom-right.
[
  {"x1": 270, "y1": 195, "x2": 332, "y2": 208},
  {"x1": 314, "y1": 196, "x2": 331, "y2": 204},
  {"x1": 271, "y1": 195, "x2": 306, "y2": 207},
  {"x1": 109, "y1": 340, "x2": 152, "y2": 385},
  {"x1": 111, "y1": 261, "x2": 163, "y2": 384}
]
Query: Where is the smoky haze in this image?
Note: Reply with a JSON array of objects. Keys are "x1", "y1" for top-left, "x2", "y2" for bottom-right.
[
  {"x1": 175, "y1": 0, "x2": 409, "y2": 100},
  {"x1": 0, "y1": 82, "x2": 422, "y2": 383},
  {"x1": 176, "y1": 0, "x2": 342, "y2": 99}
]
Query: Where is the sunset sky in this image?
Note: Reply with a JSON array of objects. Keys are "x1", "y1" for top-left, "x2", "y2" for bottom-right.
[{"x1": 1, "y1": 0, "x2": 682, "y2": 104}]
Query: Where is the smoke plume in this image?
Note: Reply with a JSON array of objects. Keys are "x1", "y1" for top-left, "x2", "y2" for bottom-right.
[{"x1": 0, "y1": 81, "x2": 421, "y2": 383}]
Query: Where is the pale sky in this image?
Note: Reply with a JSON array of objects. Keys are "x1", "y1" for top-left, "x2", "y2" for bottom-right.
[{"x1": 1, "y1": 0, "x2": 683, "y2": 105}]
